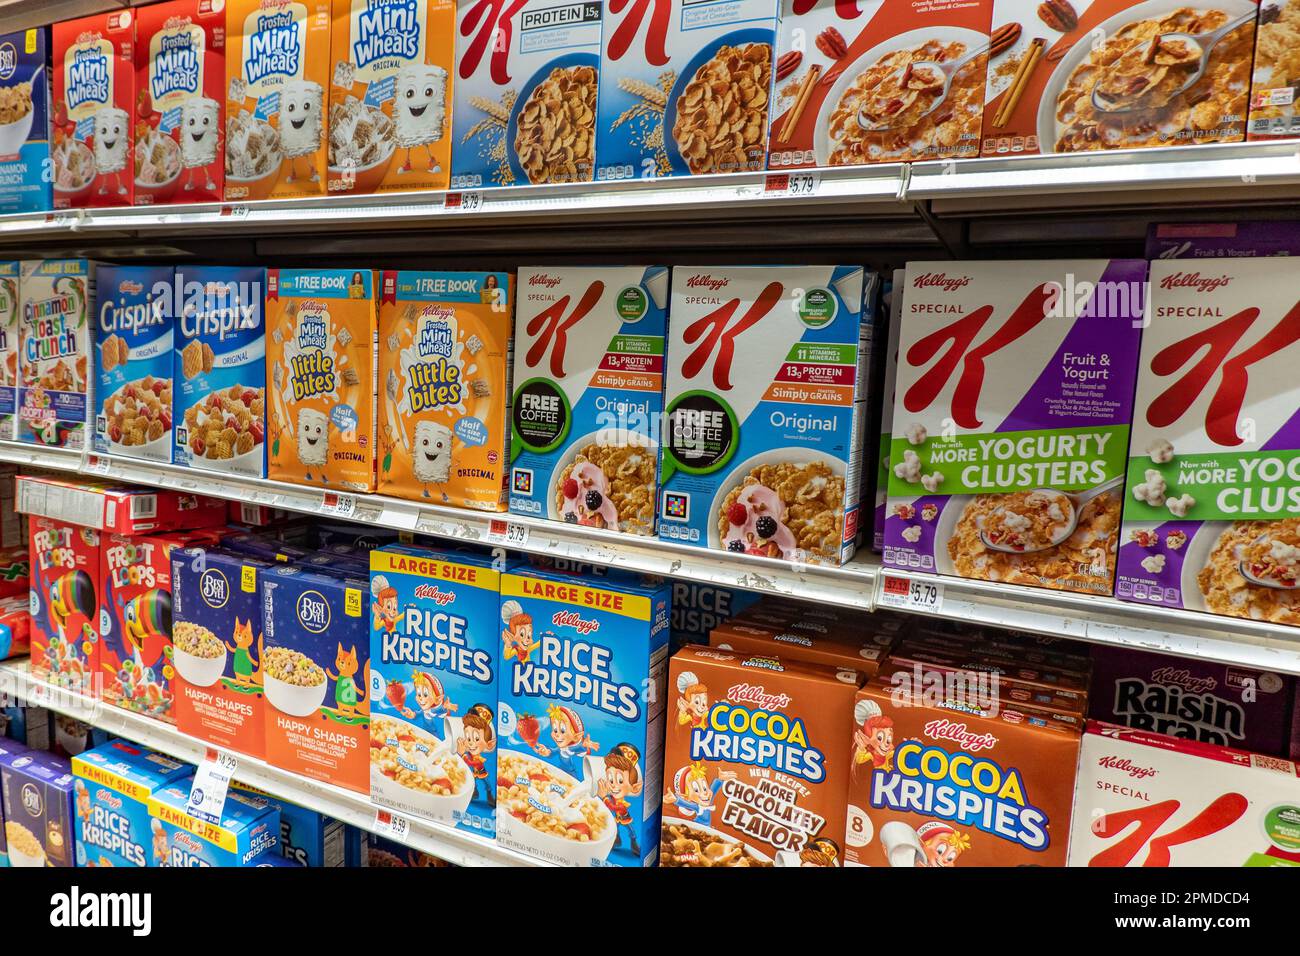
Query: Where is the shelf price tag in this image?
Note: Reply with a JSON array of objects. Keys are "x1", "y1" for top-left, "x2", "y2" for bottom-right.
[
  {"x1": 764, "y1": 172, "x2": 820, "y2": 197},
  {"x1": 321, "y1": 491, "x2": 357, "y2": 519},
  {"x1": 878, "y1": 574, "x2": 943, "y2": 614},
  {"x1": 445, "y1": 191, "x2": 483, "y2": 213},
  {"x1": 186, "y1": 748, "x2": 238, "y2": 824},
  {"x1": 374, "y1": 808, "x2": 412, "y2": 843},
  {"x1": 378, "y1": 506, "x2": 421, "y2": 531},
  {"x1": 486, "y1": 518, "x2": 529, "y2": 547},
  {"x1": 84, "y1": 454, "x2": 112, "y2": 477},
  {"x1": 219, "y1": 205, "x2": 250, "y2": 219}
]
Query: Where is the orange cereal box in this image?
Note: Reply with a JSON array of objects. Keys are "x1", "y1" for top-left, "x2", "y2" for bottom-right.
[
  {"x1": 225, "y1": 0, "x2": 332, "y2": 201},
  {"x1": 266, "y1": 269, "x2": 378, "y2": 492},
  {"x1": 377, "y1": 271, "x2": 513, "y2": 509}
]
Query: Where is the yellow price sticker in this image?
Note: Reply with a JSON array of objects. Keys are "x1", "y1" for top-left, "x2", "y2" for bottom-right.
[{"x1": 241, "y1": 565, "x2": 257, "y2": 593}]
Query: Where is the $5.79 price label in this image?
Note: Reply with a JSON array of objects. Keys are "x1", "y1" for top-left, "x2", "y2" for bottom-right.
[{"x1": 879, "y1": 574, "x2": 943, "y2": 614}]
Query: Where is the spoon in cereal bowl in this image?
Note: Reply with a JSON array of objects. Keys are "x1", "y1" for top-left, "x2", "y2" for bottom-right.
[
  {"x1": 978, "y1": 476, "x2": 1123, "y2": 554},
  {"x1": 856, "y1": 41, "x2": 990, "y2": 132},
  {"x1": 1236, "y1": 533, "x2": 1300, "y2": 589}
]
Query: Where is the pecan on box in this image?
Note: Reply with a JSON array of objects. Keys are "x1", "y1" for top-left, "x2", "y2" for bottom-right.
[
  {"x1": 776, "y1": 50, "x2": 802, "y2": 81},
  {"x1": 1037, "y1": 0, "x2": 1078, "y2": 33},
  {"x1": 815, "y1": 27, "x2": 849, "y2": 61},
  {"x1": 990, "y1": 22, "x2": 1022, "y2": 56}
]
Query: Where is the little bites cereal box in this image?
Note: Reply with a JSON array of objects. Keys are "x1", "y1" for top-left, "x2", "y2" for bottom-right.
[
  {"x1": 94, "y1": 266, "x2": 175, "y2": 462},
  {"x1": 0, "y1": 263, "x2": 17, "y2": 440},
  {"x1": 768, "y1": 0, "x2": 990, "y2": 169},
  {"x1": 511, "y1": 266, "x2": 668, "y2": 533},
  {"x1": 885, "y1": 260, "x2": 1146, "y2": 595},
  {"x1": 51, "y1": 10, "x2": 135, "y2": 208},
  {"x1": 981, "y1": 0, "x2": 1256, "y2": 157},
  {"x1": 451, "y1": 0, "x2": 602, "y2": 189},
  {"x1": 135, "y1": 0, "x2": 226, "y2": 205},
  {"x1": 18, "y1": 259, "x2": 93, "y2": 449},
  {"x1": 597, "y1": 0, "x2": 776, "y2": 181},
  {"x1": 1249, "y1": 0, "x2": 1300, "y2": 139},
  {"x1": 327, "y1": 0, "x2": 455, "y2": 196},
  {"x1": 378, "y1": 270, "x2": 513, "y2": 509},
  {"x1": 658, "y1": 266, "x2": 869, "y2": 566},
  {"x1": 225, "y1": 0, "x2": 331, "y2": 200},
  {"x1": 29, "y1": 517, "x2": 100, "y2": 694},
  {"x1": 268, "y1": 269, "x2": 378, "y2": 492}
]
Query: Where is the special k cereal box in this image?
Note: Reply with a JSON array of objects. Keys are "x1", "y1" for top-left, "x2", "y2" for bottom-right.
[
  {"x1": 326, "y1": 0, "x2": 456, "y2": 196},
  {"x1": 29, "y1": 517, "x2": 100, "y2": 694},
  {"x1": 1116, "y1": 257, "x2": 1300, "y2": 626},
  {"x1": 663, "y1": 644, "x2": 857, "y2": 867},
  {"x1": 451, "y1": 0, "x2": 603, "y2": 189},
  {"x1": 658, "y1": 266, "x2": 870, "y2": 566},
  {"x1": 497, "y1": 565, "x2": 671, "y2": 866},
  {"x1": 1249, "y1": 0, "x2": 1300, "y2": 139},
  {"x1": 597, "y1": 0, "x2": 777, "y2": 181},
  {"x1": 768, "y1": 0, "x2": 990, "y2": 169},
  {"x1": 377, "y1": 270, "x2": 513, "y2": 509},
  {"x1": 94, "y1": 265, "x2": 175, "y2": 463},
  {"x1": 18, "y1": 259, "x2": 94, "y2": 449},
  {"x1": 511, "y1": 266, "x2": 668, "y2": 533},
  {"x1": 885, "y1": 261, "x2": 1147, "y2": 595},
  {"x1": 0, "y1": 262, "x2": 18, "y2": 441},
  {"x1": 369, "y1": 545, "x2": 500, "y2": 836},
  {"x1": 135, "y1": 1, "x2": 226, "y2": 204},
  {"x1": 267, "y1": 268, "x2": 378, "y2": 492},
  {"x1": 52, "y1": 10, "x2": 136, "y2": 208},
  {"x1": 225, "y1": 0, "x2": 332, "y2": 201},
  {"x1": 981, "y1": 0, "x2": 1256, "y2": 157}
]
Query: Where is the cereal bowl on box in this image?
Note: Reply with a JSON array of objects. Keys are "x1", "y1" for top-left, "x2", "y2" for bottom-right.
[
  {"x1": 5, "y1": 822, "x2": 47, "y2": 867},
  {"x1": 369, "y1": 715, "x2": 475, "y2": 823},
  {"x1": 262, "y1": 647, "x2": 328, "y2": 717},
  {"x1": 504, "y1": 54, "x2": 600, "y2": 186},
  {"x1": 496, "y1": 749, "x2": 617, "y2": 866},
  {"x1": 170, "y1": 620, "x2": 226, "y2": 688},
  {"x1": 546, "y1": 429, "x2": 659, "y2": 532}
]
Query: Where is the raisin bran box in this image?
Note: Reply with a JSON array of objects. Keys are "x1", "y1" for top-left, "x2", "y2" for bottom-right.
[
  {"x1": 885, "y1": 260, "x2": 1146, "y2": 595},
  {"x1": 451, "y1": 0, "x2": 602, "y2": 189},
  {"x1": 1, "y1": 750, "x2": 76, "y2": 867},
  {"x1": 0, "y1": 28, "x2": 53, "y2": 214},
  {"x1": 768, "y1": 0, "x2": 990, "y2": 170},
  {"x1": 149, "y1": 779, "x2": 279, "y2": 865},
  {"x1": 597, "y1": 0, "x2": 777, "y2": 181},
  {"x1": 511, "y1": 266, "x2": 668, "y2": 533},
  {"x1": 0, "y1": 262, "x2": 18, "y2": 440},
  {"x1": 497, "y1": 564, "x2": 671, "y2": 866},
  {"x1": 1116, "y1": 257, "x2": 1300, "y2": 624},
  {"x1": 1248, "y1": 0, "x2": 1300, "y2": 140},
  {"x1": 28, "y1": 517, "x2": 100, "y2": 694},
  {"x1": 369, "y1": 544, "x2": 499, "y2": 836},
  {"x1": 18, "y1": 258, "x2": 94, "y2": 449},
  {"x1": 658, "y1": 265, "x2": 869, "y2": 566}
]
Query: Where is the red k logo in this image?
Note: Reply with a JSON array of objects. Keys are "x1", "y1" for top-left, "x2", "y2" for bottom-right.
[
  {"x1": 681, "y1": 282, "x2": 782, "y2": 391},
  {"x1": 525, "y1": 281, "x2": 604, "y2": 377},
  {"x1": 459, "y1": 0, "x2": 529, "y2": 84},
  {"x1": 607, "y1": 0, "x2": 669, "y2": 65}
]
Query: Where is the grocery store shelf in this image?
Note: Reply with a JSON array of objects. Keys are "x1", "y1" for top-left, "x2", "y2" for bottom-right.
[{"x1": 0, "y1": 658, "x2": 542, "y2": 867}]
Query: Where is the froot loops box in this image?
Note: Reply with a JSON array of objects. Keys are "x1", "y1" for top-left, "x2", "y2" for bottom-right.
[
  {"x1": 72, "y1": 739, "x2": 192, "y2": 868},
  {"x1": 0, "y1": 28, "x2": 53, "y2": 214},
  {"x1": 18, "y1": 259, "x2": 93, "y2": 449},
  {"x1": 28, "y1": 516, "x2": 100, "y2": 694},
  {"x1": 0, "y1": 262, "x2": 18, "y2": 441},
  {"x1": 369, "y1": 544, "x2": 499, "y2": 836},
  {"x1": 148, "y1": 779, "x2": 279, "y2": 866}
]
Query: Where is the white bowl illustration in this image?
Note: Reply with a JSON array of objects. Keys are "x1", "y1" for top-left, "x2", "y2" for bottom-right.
[
  {"x1": 706, "y1": 446, "x2": 847, "y2": 554},
  {"x1": 546, "y1": 428, "x2": 658, "y2": 526},
  {"x1": 8, "y1": 841, "x2": 47, "y2": 868},
  {"x1": 264, "y1": 671, "x2": 327, "y2": 717},
  {"x1": 497, "y1": 750, "x2": 617, "y2": 866},
  {"x1": 173, "y1": 645, "x2": 227, "y2": 688}
]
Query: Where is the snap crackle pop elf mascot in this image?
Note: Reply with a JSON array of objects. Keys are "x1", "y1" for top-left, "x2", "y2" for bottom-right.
[
  {"x1": 597, "y1": 742, "x2": 644, "y2": 858},
  {"x1": 500, "y1": 600, "x2": 539, "y2": 664},
  {"x1": 456, "y1": 703, "x2": 496, "y2": 808},
  {"x1": 663, "y1": 762, "x2": 735, "y2": 828},
  {"x1": 675, "y1": 670, "x2": 709, "y2": 731}
]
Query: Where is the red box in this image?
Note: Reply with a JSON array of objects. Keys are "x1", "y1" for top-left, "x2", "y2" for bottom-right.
[
  {"x1": 0, "y1": 545, "x2": 30, "y2": 598},
  {"x1": 16, "y1": 476, "x2": 228, "y2": 534},
  {"x1": 0, "y1": 594, "x2": 30, "y2": 660},
  {"x1": 28, "y1": 518, "x2": 101, "y2": 694}
]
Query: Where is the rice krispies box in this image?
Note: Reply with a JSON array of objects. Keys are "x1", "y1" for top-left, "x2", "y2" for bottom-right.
[
  {"x1": 149, "y1": 779, "x2": 279, "y2": 866},
  {"x1": 497, "y1": 565, "x2": 670, "y2": 866},
  {"x1": 768, "y1": 0, "x2": 990, "y2": 169},
  {"x1": 658, "y1": 265, "x2": 869, "y2": 566},
  {"x1": 18, "y1": 258, "x2": 93, "y2": 449},
  {"x1": 28, "y1": 517, "x2": 100, "y2": 694},
  {"x1": 378, "y1": 270, "x2": 513, "y2": 510},
  {"x1": 0, "y1": 262, "x2": 17, "y2": 441},
  {"x1": 511, "y1": 266, "x2": 668, "y2": 533},
  {"x1": 451, "y1": 0, "x2": 603, "y2": 189},
  {"x1": 135, "y1": 0, "x2": 227, "y2": 205},
  {"x1": 0, "y1": 28, "x2": 53, "y2": 214},
  {"x1": 1248, "y1": 0, "x2": 1300, "y2": 139},
  {"x1": 95, "y1": 265, "x2": 175, "y2": 462},
  {"x1": 1, "y1": 750, "x2": 76, "y2": 867},
  {"x1": 885, "y1": 260, "x2": 1147, "y2": 595},
  {"x1": 597, "y1": 0, "x2": 777, "y2": 181},
  {"x1": 72, "y1": 739, "x2": 192, "y2": 868},
  {"x1": 369, "y1": 545, "x2": 499, "y2": 836}
]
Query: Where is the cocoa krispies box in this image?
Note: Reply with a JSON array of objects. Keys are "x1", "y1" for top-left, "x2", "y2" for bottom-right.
[
  {"x1": 769, "y1": 0, "x2": 991, "y2": 169},
  {"x1": 511, "y1": 266, "x2": 668, "y2": 534},
  {"x1": 981, "y1": 0, "x2": 1257, "y2": 157},
  {"x1": 659, "y1": 266, "x2": 871, "y2": 566},
  {"x1": 885, "y1": 260, "x2": 1146, "y2": 595},
  {"x1": 451, "y1": 0, "x2": 603, "y2": 189},
  {"x1": 29, "y1": 516, "x2": 100, "y2": 694},
  {"x1": 597, "y1": 0, "x2": 777, "y2": 181},
  {"x1": 1248, "y1": 0, "x2": 1300, "y2": 140},
  {"x1": 18, "y1": 258, "x2": 94, "y2": 449}
]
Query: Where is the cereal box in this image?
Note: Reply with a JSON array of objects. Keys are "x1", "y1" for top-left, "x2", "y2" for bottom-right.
[
  {"x1": 1069, "y1": 722, "x2": 1300, "y2": 866},
  {"x1": 669, "y1": 580, "x2": 761, "y2": 646},
  {"x1": 1248, "y1": 0, "x2": 1300, "y2": 139},
  {"x1": 149, "y1": 780, "x2": 279, "y2": 865},
  {"x1": 981, "y1": 0, "x2": 1257, "y2": 157},
  {"x1": 1116, "y1": 257, "x2": 1300, "y2": 624},
  {"x1": 768, "y1": 0, "x2": 990, "y2": 169},
  {"x1": 0, "y1": 750, "x2": 76, "y2": 866},
  {"x1": 710, "y1": 618, "x2": 890, "y2": 676},
  {"x1": 135, "y1": 0, "x2": 227, "y2": 205},
  {"x1": 16, "y1": 475, "x2": 228, "y2": 535},
  {"x1": 0, "y1": 262, "x2": 18, "y2": 440},
  {"x1": 0, "y1": 28, "x2": 53, "y2": 214},
  {"x1": 28, "y1": 516, "x2": 100, "y2": 694},
  {"x1": 451, "y1": 0, "x2": 603, "y2": 189},
  {"x1": 364, "y1": 833, "x2": 449, "y2": 866},
  {"x1": 72, "y1": 739, "x2": 192, "y2": 868},
  {"x1": 51, "y1": 10, "x2": 135, "y2": 208},
  {"x1": 94, "y1": 265, "x2": 175, "y2": 462},
  {"x1": 662, "y1": 644, "x2": 857, "y2": 867},
  {"x1": 326, "y1": 0, "x2": 455, "y2": 196},
  {"x1": 0, "y1": 739, "x2": 29, "y2": 865},
  {"x1": 497, "y1": 565, "x2": 671, "y2": 866},
  {"x1": 1146, "y1": 220, "x2": 1300, "y2": 259},
  {"x1": 658, "y1": 265, "x2": 870, "y2": 566},
  {"x1": 0, "y1": 594, "x2": 29, "y2": 661},
  {"x1": 236, "y1": 784, "x2": 347, "y2": 866},
  {"x1": 885, "y1": 260, "x2": 1147, "y2": 594},
  {"x1": 262, "y1": 565, "x2": 371, "y2": 793},
  {"x1": 18, "y1": 258, "x2": 94, "y2": 449},
  {"x1": 174, "y1": 266, "x2": 267, "y2": 477},
  {"x1": 267, "y1": 268, "x2": 378, "y2": 492},
  {"x1": 225, "y1": 0, "x2": 332, "y2": 200},
  {"x1": 369, "y1": 545, "x2": 499, "y2": 835},
  {"x1": 510, "y1": 266, "x2": 667, "y2": 533},
  {"x1": 597, "y1": 0, "x2": 777, "y2": 181}
]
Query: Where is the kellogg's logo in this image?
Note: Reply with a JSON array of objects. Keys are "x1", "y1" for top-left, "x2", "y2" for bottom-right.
[
  {"x1": 686, "y1": 274, "x2": 730, "y2": 292},
  {"x1": 1097, "y1": 755, "x2": 1157, "y2": 779},
  {"x1": 524, "y1": 281, "x2": 602, "y2": 377},
  {"x1": 912, "y1": 272, "x2": 971, "y2": 292},
  {"x1": 413, "y1": 583, "x2": 455, "y2": 605},
  {"x1": 725, "y1": 682, "x2": 791, "y2": 710},
  {"x1": 1158, "y1": 271, "x2": 1231, "y2": 293},
  {"x1": 458, "y1": 0, "x2": 529, "y2": 83},
  {"x1": 552, "y1": 609, "x2": 599, "y2": 635},
  {"x1": 1149, "y1": 666, "x2": 1217, "y2": 694},
  {"x1": 528, "y1": 273, "x2": 562, "y2": 289},
  {"x1": 924, "y1": 718, "x2": 997, "y2": 753}
]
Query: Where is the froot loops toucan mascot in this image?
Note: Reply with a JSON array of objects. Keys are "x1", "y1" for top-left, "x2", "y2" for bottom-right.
[
  {"x1": 119, "y1": 589, "x2": 173, "y2": 671},
  {"x1": 49, "y1": 569, "x2": 95, "y2": 639}
]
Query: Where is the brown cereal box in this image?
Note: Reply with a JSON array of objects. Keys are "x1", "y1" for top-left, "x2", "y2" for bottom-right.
[
  {"x1": 1248, "y1": 0, "x2": 1300, "y2": 138},
  {"x1": 710, "y1": 618, "x2": 893, "y2": 677}
]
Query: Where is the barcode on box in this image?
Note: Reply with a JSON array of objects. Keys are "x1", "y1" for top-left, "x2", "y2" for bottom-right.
[{"x1": 130, "y1": 495, "x2": 158, "y2": 520}]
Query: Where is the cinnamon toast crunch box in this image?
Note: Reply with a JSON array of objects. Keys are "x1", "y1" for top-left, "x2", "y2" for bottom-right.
[{"x1": 18, "y1": 258, "x2": 93, "y2": 449}]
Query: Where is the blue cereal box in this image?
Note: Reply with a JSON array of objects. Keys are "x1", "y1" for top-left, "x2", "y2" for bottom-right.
[
  {"x1": 497, "y1": 565, "x2": 670, "y2": 866},
  {"x1": 234, "y1": 783, "x2": 347, "y2": 867},
  {"x1": 0, "y1": 738, "x2": 30, "y2": 866},
  {"x1": 511, "y1": 266, "x2": 668, "y2": 535},
  {"x1": 669, "y1": 580, "x2": 760, "y2": 646},
  {"x1": 18, "y1": 258, "x2": 94, "y2": 448},
  {"x1": 0, "y1": 29, "x2": 53, "y2": 214},
  {"x1": 95, "y1": 265, "x2": 175, "y2": 461},
  {"x1": 369, "y1": 544, "x2": 498, "y2": 836},
  {"x1": 0, "y1": 262, "x2": 18, "y2": 440},
  {"x1": 71, "y1": 739, "x2": 192, "y2": 868},
  {"x1": 148, "y1": 780, "x2": 278, "y2": 866},
  {"x1": 173, "y1": 266, "x2": 267, "y2": 477},
  {"x1": 658, "y1": 266, "x2": 870, "y2": 566},
  {"x1": 1, "y1": 750, "x2": 76, "y2": 866}
]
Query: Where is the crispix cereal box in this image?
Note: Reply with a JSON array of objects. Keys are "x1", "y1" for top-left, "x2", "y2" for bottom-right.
[
  {"x1": 72, "y1": 739, "x2": 192, "y2": 867},
  {"x1": 18, "y1": 259, "x2": 94, "y2": 449},
  {"x1": 149, "y1": 779, "x2": 278, "y2": 865},
  {"x1": 28, "y1": 516, "x2": 100, "y2": 694},
  {"x1": 369, "y1": 545, "x2": 499, "y2": 836},
  {"x1": 0, "y1": 28, "x2": 53, "y2": 214},
  {"x1": 0, "y1": 262, "x2": 18, "y2": 440},
  {"x1": 497, "y1": 565, "x2": 671, "y2": 866}
]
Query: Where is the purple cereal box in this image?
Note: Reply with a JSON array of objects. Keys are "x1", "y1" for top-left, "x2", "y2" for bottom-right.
[
  {"x1": 1145, "y1": 222, "x2": 1300, "y2": 260},
  {"x1": 1, "y1": 750, "x2": 76, "y2": 866}
]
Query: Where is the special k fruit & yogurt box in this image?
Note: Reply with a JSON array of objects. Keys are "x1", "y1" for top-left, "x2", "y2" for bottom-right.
[
  {"x1": 18, "y1": 258, "x2": 94, "y2": 449},
  {"x1": 658, "y1": 266, "x2": 870, "y2": 566},
  {"x1": 885, "y1": 260, "x2": 1147, "y2": 595}
]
